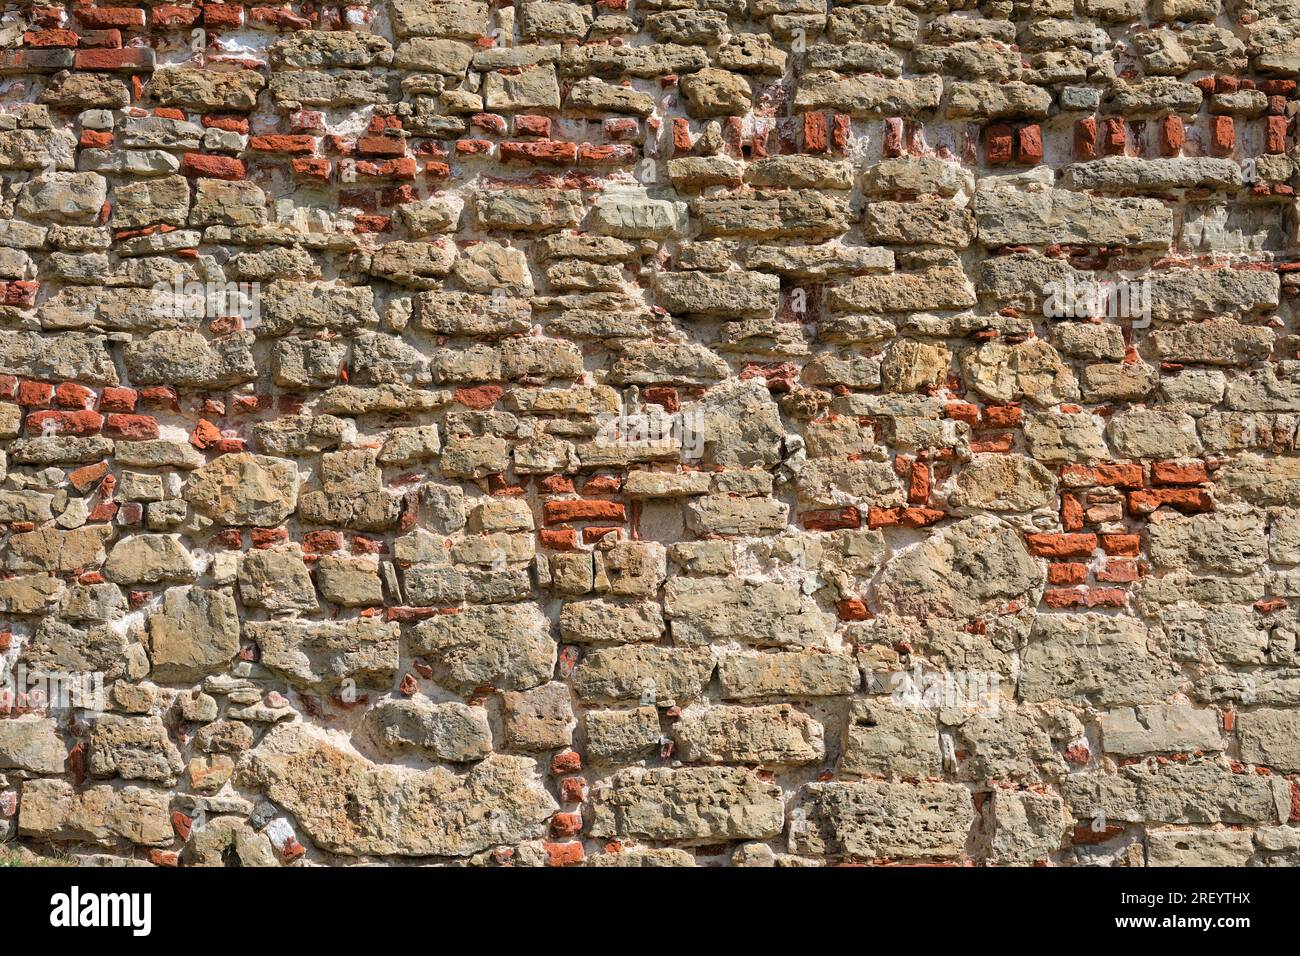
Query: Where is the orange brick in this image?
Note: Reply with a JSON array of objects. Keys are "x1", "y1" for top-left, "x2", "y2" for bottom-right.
[
  {"x1": 1048, "y1": 562, "x2": 1088, "y2": 585},
  {"x1": 543, "y1": 500, "x2": 626, "y2": 525},
  {"x1": 1025, "y1": 533, "x2": 1098, "y2": 558},
  {"x1": 1151, "y1": 460, "x2": 1208, "y2": 485},
  {"x1": 1100, "y1": 533, "x2": 1140, "y2": 556}
]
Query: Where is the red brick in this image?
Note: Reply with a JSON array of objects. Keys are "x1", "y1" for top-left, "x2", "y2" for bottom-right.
[
  {"x1": 544, "y1": 842, "x2": 584, "y2": 866},
  {"x1": 25, "y1": 29, "x2": 78, "y2": 47},
  {"x1": 1096, "y1": 560, "x2": 1140, "y2": 583},
  {"x1": 536, "y1": 475, "x2": 573, "y2": 497},
  {"x1": 247, "y1": 6, "x2": 310, "y2": 29},
  {"x1": 466, "y1": 113, "x2": 504, "y2": 137},
  {"x1": 945, "y1": 402, "x2": 979, "y2": 426},
  {"x1": 1158, "y1": 115, "x2": 1184, "y2": 156},
  {"x1": 559, "y1": 777, "x2": 585, "y2": 802},
  {"x1": 640, "y1": 386, "x2": 678, "y2": 412},
  {"x1": 982, "y1": 405, "x2": 1022, "y2": 429},
  {"x1": 1025, "y1": 533, "x2": 1098, "y2": 558},
  {"x1": 1127, "y1": 487, "x2": 1214, "y2": 514},
  {"x1": 499, "y1": 140, "x2": 577, "y2": 165},
  {"x1": 578, "y1": 142, "x2": 638, "y2": 165},
  {"x1": 1266, "y1": 115, "x2": 1289, "y2": 155},
  {"x1": 293, "y1": 157, "x2": 331, "y2": 180},
  {"x1": 831, "y1": 113, "x2": 851, "y2": 153},
  {"x1": 515, "y1": 114, "x2": 551, "y2": 138},
  {"x1": 454, "y1": 384, "x2": 503, "y2": 409},
  {"x1": 181, "y1": 153, "x2": 247, "y2": 180},
  {"x1": 582, "y1": 476, "x2": 621, "y2": 496},
  {"x1": 1043, "y1": 588, "x2": 1085, "y2": 608},
  {"x1": 252, "y1": 527, "x2": 289, "y2": 548},
  {"x1": 171, "y1": 811, "x2": 193, "y2": 841},
  {"x1": 1151, "y1": 460, "x2": 1207, "y2": 485},
  {"x1": 970, "y1": 434, "x2": 1013, "y2": 453},
  {"x1": 250, "y1": 134, "x2": 316, "y2": 154},
  {"x1": 189, "y1": 418, "x2": 222, "y2": 450},
  {"x1": 1094, "y1": 463, "x2": 1144, "y2": 488},
  {"x1": 82, "y1": 29, "x2": 121, "y2": 52},
  {"x1": 74, "y1": 47, "x2": 154, "y2": 71},
  {"x1": 357, "y1": 135, "x2": 407, "y2": 158},
  {"x1": 1016, "y1": 124, "x2": 1042, "y2": 164},
  {"x1": 539, "y1": 528, "x2": 578, "y2": 550},
  {"x1": 27, "y1": 409, "x2": 103, "y2": 437},
  {"x1": 1100, "y1": 533, "x2": 1140, "y2": 557},
  {"x1": 550, "y1": 812, "x2": 583, "y2": 837},
  {"x1": 837, "y1": 598, "x2": 870, "y2": 621},
  {"x1": 899, "y1": 507, "x2": 945, "y2": 527},
  {"x1": 1061, "y1": 493, "x2": 1084, "y2": 532},
  {"x1": 208, "y1": 528, "x2": 243, "y2": 550},
  {"x1": 15, "y1": 381, "x2": 53, "y2": 408},
  {"x1": 80, "y1": 130, "x2": 114, "y2": 149},
  {"x1": 1210, "y1": 115, "x2": 1234, "y2": 156},
  {"x1": 152, "y1": 4, "x2": 201, "y2": 27},
  {"x1": 551, "y1": 751, "x2": 582, "y2": 774},
  {"x1": 69, "y1": 460, "x2": 110, "y2": 493},
  {"x1": 204, "y1": 114, "x2": 250, "y2": 134},
  {"x1": 867, "y1": 506, "x2": 902, "y2": 529},
  {"x1": 985, "y1": 123, "x2": 1013, "y2": 165},
  {"x1": 582, "y1": 526, "x2": 621, "y2": 544},
  {"x1": 303, "y1": 530, "x2": 343, "y2": 554},
  {"x1": 543, "y1": 500, "x2": 626, "y2": 525},
  {"x1": 672, "y1": 117, "x2": 692, "y2": 154},
  {"x1": 801, "y1": 507, "x2": 860, "y2": 531},
  {"x1": 604, "y1": 117, "x2": 639, "y2": 139},
  {"x1": 1048, "y1": 562, "x2": 1088, "y2": 585},
  {"x1": 0, "y1": 282, "x2": 39, "y2": 307},
  {"x1": 1102, "y1": 117, "x2": 1126, "y2": 155},
  {"x1": 77, "y1": 7, "x2": 147, "y2": 29},
  {"x1": 104, "y1": 413, "x2": 159, "y2": 440},
  {"x1": 908, "y1": 460, "x2": 929, "y2": 504},
  {"x1": 203, "y1": 3, "x2": 243, "y2": 27},
  {"x1": 0, "y1": 50, "x2": 73, "y2": 73},
  {"x1": 1043, "y1": 586, "x2": 1127, "y2": 609},
  {"x1": 1088, "y1": 587, "x2": 1127, "y2": 607},
  {"x1": 803, "y1": 111, "x2": 827, "y2": 153},
  {"x1": 1074, "y1": 116, "x2": 1097, "y2": 159},
  {"x1": 54, "y1": 382, "x2": 96, "y2": 409}
]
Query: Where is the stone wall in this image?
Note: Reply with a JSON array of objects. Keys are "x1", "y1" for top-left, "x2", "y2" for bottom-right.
[{"x1": 0, "y1": 0, "x2": 1298, "y2": 868}]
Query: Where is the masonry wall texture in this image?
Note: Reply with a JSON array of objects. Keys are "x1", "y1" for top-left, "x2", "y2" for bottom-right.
[{"x1": 0, "y1": 0, "x2": 1297, "y2": 868}]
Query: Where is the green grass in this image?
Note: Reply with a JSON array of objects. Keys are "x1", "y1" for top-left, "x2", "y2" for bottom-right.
[{"x1": 0, "y1": 841, "x2": 75, "y2": 867}]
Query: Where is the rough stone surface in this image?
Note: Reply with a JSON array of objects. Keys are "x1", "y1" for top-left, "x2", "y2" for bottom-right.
[
  {"x1": 0, "y1": 0, "x2": 1293, "y2": 870},
  {"x1": 588, "y1": 767, "x2": 785, "y2": 843},
  {"x1": 241, "y1": 724, "x2": 556, "y2": 857},
  {"x1": 789, "y1": 781, "x2": 975, "y2": 860}
]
